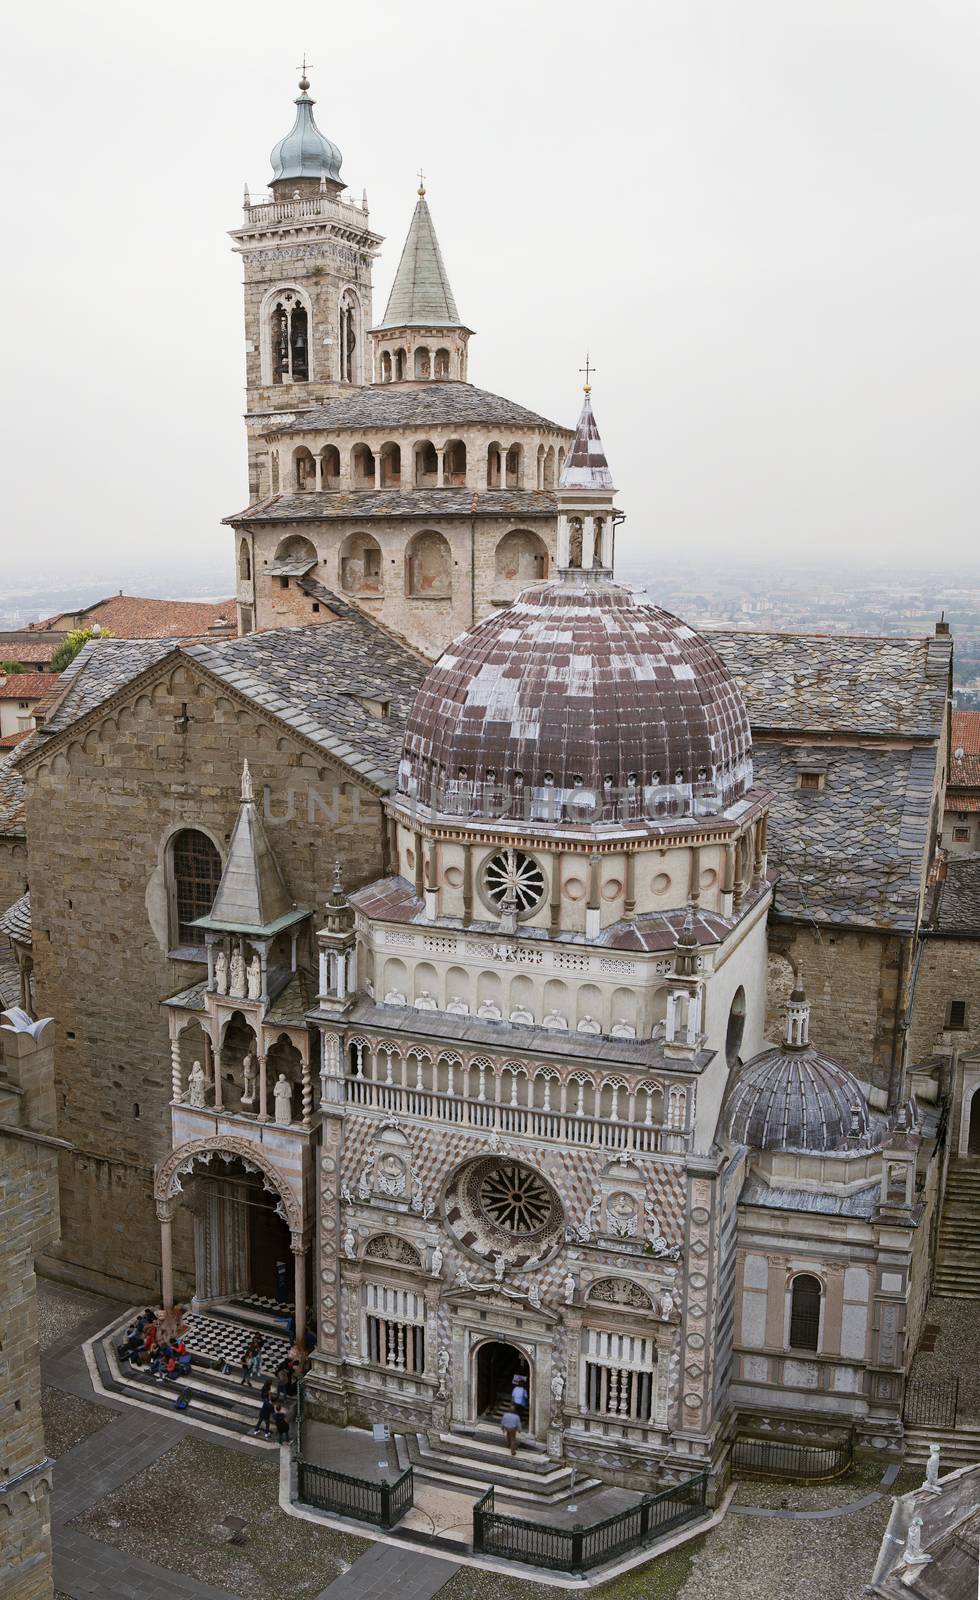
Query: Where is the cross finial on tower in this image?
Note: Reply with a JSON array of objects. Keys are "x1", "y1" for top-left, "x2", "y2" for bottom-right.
[
  {"x1": 579, "y1": 352, "x2": 595, "y2": 393},
  {"x1": 296, "y1": 54, "x2": 313, "y2": 90},
  {"x1": 417, "y1": 167, "x2": 426, "y2": 197}
]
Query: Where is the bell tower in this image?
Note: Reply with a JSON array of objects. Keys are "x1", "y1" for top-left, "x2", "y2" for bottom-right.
[{"x1": 229, "y1": 72, "x2": 384, "y2": 498}]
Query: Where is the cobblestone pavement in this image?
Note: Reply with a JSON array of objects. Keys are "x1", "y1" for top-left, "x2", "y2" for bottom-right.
[
  {"x1": 908, "y1": 1294, "x2": 980, "y2": 1420},
  {"x1": 42, "y1": 1386, "x2": 120, "y2": 1459}
]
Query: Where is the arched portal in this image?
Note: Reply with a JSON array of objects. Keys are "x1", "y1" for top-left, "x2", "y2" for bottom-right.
[
  {"x1": 474, "y1": 1338, "x2": 531, "y2": 1423},
  {"x1": 968, "y1": 1089, "x2": 980, "y2": 1155}
]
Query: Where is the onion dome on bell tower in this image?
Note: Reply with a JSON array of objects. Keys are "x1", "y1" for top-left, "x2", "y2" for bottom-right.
[{"x1": 269, "y1": 71, "x2": 344, "y2": 197}]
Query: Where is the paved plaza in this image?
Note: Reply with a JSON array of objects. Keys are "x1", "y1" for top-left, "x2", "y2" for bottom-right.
[{"x1": 40, "y1": 1279, "x2": 924, "y2": 1600}]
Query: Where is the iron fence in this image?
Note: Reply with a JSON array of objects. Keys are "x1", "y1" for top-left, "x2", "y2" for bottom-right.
[
  {"x1": 472, "y1": 1471, "x2": 708, "y2": 1573},
  {"x1": 297, "y1": 1459, "x2": 414, "y2": 1528},
  {"x1": 732, "y1": 1434, "x2": 852, "y2": 1483},
  {"x1": 903, "y1": 1375, "x2": 958, "y2": 1430}
]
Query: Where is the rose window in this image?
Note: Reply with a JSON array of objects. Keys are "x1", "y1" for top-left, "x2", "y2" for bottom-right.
[
  {"x1": 481, "y1": 849, "x2": 545, "y2": 915},
  {"x1": 478, "y1": 1162, "x2": 554, "y2": 1234},
  {"x1": 443, "y1": 1155, "x2": 564, "y2": 1268}
]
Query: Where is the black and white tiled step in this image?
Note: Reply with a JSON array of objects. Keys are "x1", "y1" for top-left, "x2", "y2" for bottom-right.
[{"x1": 398, "y1": 1430, "x2": 602, "y2": 1504}]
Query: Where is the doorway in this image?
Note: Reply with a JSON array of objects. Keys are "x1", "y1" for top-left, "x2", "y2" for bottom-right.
[
  {"x1": 475, "y1": 1340, "x2": 530, "y2": 1422},
  {"x1": 968, "y1": 1090, "x2": 980, "y2": 1156},
  {"x1": 193, "y1": 1160, "x2": 293, "y2": 1307}
]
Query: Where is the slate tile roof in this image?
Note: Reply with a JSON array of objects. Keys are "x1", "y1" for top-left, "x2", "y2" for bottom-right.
[
  {"x1": 0, "y1": 752, "x2": 26, "y2": 837},
  {"x1": 709, "y1": 630, "x2": 950, "y2": 738},
  {"x1": 26, "y1": 607, "x2": 427, "y2": 789},
  {"x1": 226, "y1": 489, "x2": 559, "y2": 524},
  {"x1": 0, "y1": 891, "x2": 31, "y2": 944},
  {"x1": 931, "y1": 854, "x2": 980, "y2": 937},
  {"x1": 250, "y1": 382, "x2": 566, "y2": 435},
  {"x1": 751, "y1": 742, "x2": 937, "y2": 930}
]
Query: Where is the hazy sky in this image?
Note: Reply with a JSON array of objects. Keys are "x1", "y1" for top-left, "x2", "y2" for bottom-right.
[{"x1": 3, "y1": 0, "x2": 978, "y2": 588}]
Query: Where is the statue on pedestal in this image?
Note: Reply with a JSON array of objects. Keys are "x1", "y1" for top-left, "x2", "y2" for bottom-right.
[
  {"x1": 274, "y1": 1074, "x2": 292, "y2": 1125},
  {"x1": 241, "y1": 1053, "x2": 255, "y2": 1106},
  {"x1": 430, "y1": 1246, "x2": 443, "y2": 1279},
  {"x1": 214, "y1": 950, "x2": 229, "y2": 995},
  {"x1": 188, "y1": 1060, "x2": 207, "y2": 1108},
  {"x1": 247, "y1": 954, "x2": 262, "y2": 1000},
  {"x1": 342, "y1": 1228, "x2": 357, "y2": 1260},
  {"x1": 563, "y1": 1273, "x2": 577, "y2": 1305},
  {"x1": 922, "y1": 1443, "x2": 942, "y2": 1494},
  {"x1": 229, "y1": 947, "x2": 246, "y2": 999}
]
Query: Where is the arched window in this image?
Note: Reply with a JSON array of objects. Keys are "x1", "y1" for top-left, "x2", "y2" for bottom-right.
[
  {"x1": 170, "y1": 829, "x2": 222, "y2": 949},
  {"x1": 444, "y1": 439, "x2": 466, "y2": 485},
  {"x1": 789, "y1": 1275, "x2": 821, "y2": 1352},
  {"x1": 726, "y1": 987, "x2": 746, "y2": 1068},
  {"x1": 339, "y1": 289, "x2": 360, "y2": 384},
  {"x1": 544, "y1": 446, "x2": 556, "y2": 489},
  {"x1": 434, "y1": 348, "x2": 451, "y2": 378},
  {"x1": 395, "y1": 348, "x2": 406, "y2": 381},
  {"x1": 505, "y1": 445, "x2": 522, "y2": 488},
  {"x1": 293, "y1": 447, "x2": 316, "y2": 491},
  {"x1": 406, "y1": 530, "x2": 452, "y2": 597},
  {"x1": 414, "y1": 346, "x2": 431, "y2": 379},
  {"x1": 351, "y1": 444, "x2": 376, "y2": 488},
  {"x1": 379, "y1": 442, "x2": 401, "y2": 487},
  {"x1": 270, "y1": 292, "x2": 308, "y2": 384},
  {"x1": 340, "y1": 532, "x2": 383, "y2": 595},
  {"x1": 319, "y1": 445, "x2": 340, "y2": 489},
  {"x1": 415, "y1": 441, "x2": 439, "y2": 486},
  {"x1": 487, "y1": 442, "x2": 502, "y2": 488},
  {"x1": 494, "y1": 530, "x2": 548, "y2": 588},
  {"x1": 380, "y1": 351, "x2": 392, "y2": 383},
  {"x1": 273, "y1": 534, "x2": 317, "y2": 568},
  {"x1": 238, "y1": 540, "x2": 251, "y2": 581}
]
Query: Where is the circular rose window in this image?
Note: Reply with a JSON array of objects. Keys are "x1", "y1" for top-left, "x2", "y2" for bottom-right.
[
  {"x1": 480, "y1": 849, "x2": 545, "y2": 917},
  {"x1": 443, "y1": 1156, "x2": 564, "y2": 1268}
]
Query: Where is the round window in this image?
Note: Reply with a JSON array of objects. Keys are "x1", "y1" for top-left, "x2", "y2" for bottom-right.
[{"x1": 480, "y1": 849, "x2": 545, "y2": 917}]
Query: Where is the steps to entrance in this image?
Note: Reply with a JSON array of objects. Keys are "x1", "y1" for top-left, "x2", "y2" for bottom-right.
[
  {"x1": 934, "y1": 1162, "x2": 980, "y2": 1299},
  {"x1": 904, "y1": 1423, "x2": 980, "y2": 1468},
  {"x1": 398, "y1": 1429, "x2": 602, "y2": 1505},
  {"x1": 90, "y1": 1311, "x2": 287, "y2": 1444}
]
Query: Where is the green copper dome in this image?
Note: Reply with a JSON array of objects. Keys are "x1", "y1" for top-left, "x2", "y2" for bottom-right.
[{"x1": 270, "y1": 77, "x2": 343, "y2": 185}]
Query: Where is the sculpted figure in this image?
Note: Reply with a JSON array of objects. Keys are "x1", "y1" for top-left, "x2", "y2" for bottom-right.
[
  {"x1": 214, "y1": 949, "x2": 229, "y2": 995},
  {"x1": 247, "y1": 954, "x2": 262, "y2": 1000},
  {"x1": 187, "y1": 1060, "x2": 207, "y2": 1108},
  {"x1": 564, "y1": 1273, "x2": 576, "y2": 1305},
  {"x1": 551, "y1": 1370, "x2": 565, "y2": 1411},
  {"x1": 903, "y1": 1517, "x2": 929, "y2": 1566},
  {"x1": 659, "y1": 1289, "x2": 675, "y2": 1319},
  {"x1": 342, "y1": 1228, "x2": 356, "y2": 1260},
  {"x1": 241, "y1": 1052, "x2": 255, "y2": 1105},
  {"x1": 274, "y1": 1073, "x2": 292, "y2": 1125},
  {"x1": 923, "y1": 1443, "x2": 942, "y2": 1493},
  {"x1": 229, "y1": 947, "x2": 246, "y2": 998},
  {"x1": 494, "y1": 1254, "x2": 507, "y2": 1282},
  {"x1": 430, "y1": 1246, "x2": 443, "y2": 1278}
]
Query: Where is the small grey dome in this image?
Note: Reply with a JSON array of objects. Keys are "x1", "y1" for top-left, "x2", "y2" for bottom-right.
[
  {"x1": 724, "y1": 1045, "x2": 870, "y2": 1153},
  {"x1": 270, "y1": 80, "x2": 343, "y2": 185}
]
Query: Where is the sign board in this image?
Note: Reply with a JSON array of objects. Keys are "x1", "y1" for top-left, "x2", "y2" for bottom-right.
[{"x1": 372, "y1": 1422, "x2": 390, "y2": 1444}]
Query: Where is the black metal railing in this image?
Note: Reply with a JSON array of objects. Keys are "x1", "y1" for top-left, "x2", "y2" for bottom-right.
[
  {"x1": 473, "y1": 1471, "x2": 708, "y2": 1573},
  {"x1": 904, "y1": 1375, "x2": 959, "y2": 1430},
  {"x1": 731, "y1": 1434, "x2": 852, "y2": 1483},
  {"x1": 297, "y1": 1459, "x2": 414, "y2": 1528}
]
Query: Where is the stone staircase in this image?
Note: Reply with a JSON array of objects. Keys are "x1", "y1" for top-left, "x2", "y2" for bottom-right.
[
  {"x1": 904, "y1": 1423, "x2": 980, "y2": 1469},
  {"x1": 933, "y1": 1161, "x2": 980, "y2": 1298},
  {"x1": 89, "y1": 1308, "x2": 289, "y2": 1443},
  {"x1": 396, "y1": 1425, "x2": 603, "y2": 1505}
]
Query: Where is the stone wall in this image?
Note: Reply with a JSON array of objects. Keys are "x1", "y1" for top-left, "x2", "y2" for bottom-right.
[
  {"x1": 21, "y1": 655, "x2": 388, "y2": 1297},
  {"x1": 766, "y1": 925, "x2": 906, "y2": 1099},
  {"x1": 0, "y1": 834, "x2": 28, "y2": 914},
  {"x1": 907, "y1": 935, "x2": 980, "y2": 1063},
  {"x1": 0, "y1": 1014, "x2": 59, "y2": 1600}
]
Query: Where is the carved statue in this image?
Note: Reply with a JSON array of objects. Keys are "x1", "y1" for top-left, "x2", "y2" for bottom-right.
[
  {"x1": 247, "y1": 954, "x2": 262, "y2": 1000},
  {"x1": 411, "y1": 1172, "x2": 424, "y2": 1212},
  {"x1": 550, "y1": 1370, "x2": 565, "y2": 1415},
  {"x1": 659, "y1": 1289, "x2": 675, "y2": 1319},
  {"x1": 563, "y1": 1273, "x2": 576, "y2": 1305},
  {"x1": 229, "y1": 947, "x2": 246, "y2": 999},
  {"x1": 274, "y1": 1074, "x2": 292, "y2": 1125},
  {"x1": 342, "y1": 1228, "x2": 356, "y2": 1260},
  {"x1": 241, "y1": 1052, "x2": 255, "y2": 1106},
  {"x1": 214, "y1": 950, "x2": 229, "y2": 995},
  {"x1": 436, "y1": 1345, "x2": 450, "y2": 1397},
  {"x1": 494, "y1": 1254, "x2": 508, "y2": 1282},
  {"x1": 340, "y1": 1182, "x2": 354, "y2": 1205},
  {"x1": 187, "y1": 1060, "x2": 207, "y2": 1108},
  {"x1": 430, "y1": 1245, "x2": 443, "y2": 1278},
  {"x1": 455, "y1": 1268, "x2": 475, "y2": 1290},
  {"x1": 902, "y1": 1517, "x2": 929, "y2": 1566},
  {"x1": 923, "y1": 1443, "x2": 942, "y2": 1493},
  {"x1": 567, "y1": 1195, "x2": 601, "y2": 1244},
  {"x1": 357, "y1": 1152, "x2": 375, "y2": 1201},
  {"x1": 527, "y1": 1281, "x2": 542, "y2": 1310}
]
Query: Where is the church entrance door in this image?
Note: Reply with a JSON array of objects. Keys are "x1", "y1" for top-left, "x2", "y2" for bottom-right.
[
  {"x1": 193, "y1": 1160, "x2": 293, "y2": 1309},
  {"x1": 968, "y1": 1090, "x2": 980, "y2": 1156},
  {"x1": 474, "y1": 1340, "x2": 531, "y2": 1425}
]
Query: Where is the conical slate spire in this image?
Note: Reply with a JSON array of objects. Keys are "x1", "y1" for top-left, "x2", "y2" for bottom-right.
[
  {"x1": 378, "y1": 191, "x2": 462, "y2": 329},
  {"x1": 559, "y1": 391, "x2": 615, "y2": 490},
  {"x1": 200, "y1": 762, "x2": 294, "y2": 932}
]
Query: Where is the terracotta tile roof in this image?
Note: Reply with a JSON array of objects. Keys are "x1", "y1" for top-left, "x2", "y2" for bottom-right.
[
  {"x1": 0, "y1": 673, "x2": 55, "y2": 699},
  {"x1": 226, "y1": 489, "x2": 559, "y2": 524},
  {"x1": 0, "y1": 732, "x2": 30, "y2": 750},
  {"x1": 950, "y1": 713, "x2": 980, "y2": 789},
  {"x1": 952, "y1": 711, "x2": 980, "y2": 755},
  {"x1": 33, "y1": 595, "x2": 236, "y2": 639},
  {"x1": 0, "y1": 637, "x2": 59, "y2": 665},
  {"x1": 947, "y1": 793, "x2": 980, "y2": 813}
]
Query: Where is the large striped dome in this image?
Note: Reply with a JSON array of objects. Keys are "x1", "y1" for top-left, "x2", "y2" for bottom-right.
[{"x1": 397, "y1": 575, "x2": 753, "y2": 826}]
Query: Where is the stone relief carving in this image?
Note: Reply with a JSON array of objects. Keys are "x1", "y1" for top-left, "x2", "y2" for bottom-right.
[
  {"x1": 229, "y1": 948, "x2": 246, "y2": 999},
  {"x1": 376, "y1": 1153, "x2": 406, "y2": 1197},
  {"x1": 566, "y1": 1193, "x2": 602, "y2": 1243},
  {"x1": 357, "y1": 1151, "x2": 376, "y2": 1200},
  {"x1": 587, "y1": 1277, "x2": 654, "y2": 1309},
  {"x1": 187, "y1": 1060, "x2": 206, "y2": 1108},
  {"x1": 364, "y1": 1233, "x2": 422, "y2": 1267}
]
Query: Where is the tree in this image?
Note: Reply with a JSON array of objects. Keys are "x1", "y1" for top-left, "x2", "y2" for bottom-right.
[
  {"x1": 0, "y1": 660, "x2": 26, "y2": 674},
  {"x1": 50, "y1": 627, "x2": 111, "y2": 674}
]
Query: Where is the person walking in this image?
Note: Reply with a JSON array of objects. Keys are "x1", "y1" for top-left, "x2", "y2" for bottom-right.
[
  {"x1": 254, "y1": 1382, "x2": 274, "y2": 1439},
  {"x1": 511, "y1": 1375, "x2": 528, "y2": 1421},
  {"x1": 241, "y1": 1332, "x2": 264, "y2": 1388},
  {"x1": 273, "y1": 1402, "x2": 290, "y2": 1444},
  {"x1": 500, "y1": 1404, "x2": 522, "y2": 1458}
]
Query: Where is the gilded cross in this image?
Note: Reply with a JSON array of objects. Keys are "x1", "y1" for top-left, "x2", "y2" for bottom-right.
[{"x1": 579, "y1": 353, "x2": 595, "y2": 392}]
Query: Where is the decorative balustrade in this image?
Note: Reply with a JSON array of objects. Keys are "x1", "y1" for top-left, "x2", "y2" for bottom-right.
[
  {"x1": 242, "y1": 195, "x2": 371, "y2": 229},
  {"x1": 343, "y1": 1075, "x2": 688, "y2": 1154}
]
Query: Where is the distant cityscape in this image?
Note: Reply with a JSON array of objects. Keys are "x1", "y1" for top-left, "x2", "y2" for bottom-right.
[{"x1": 5, "y1": 558, "x2": 980, "y2": 707}]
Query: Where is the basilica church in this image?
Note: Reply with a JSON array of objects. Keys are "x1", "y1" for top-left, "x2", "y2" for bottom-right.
[{"x1": 2, "y1": 74, "x2": 960, "y2": 1506}]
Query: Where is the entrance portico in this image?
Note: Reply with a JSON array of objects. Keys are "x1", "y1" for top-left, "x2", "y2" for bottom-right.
[{"x1": 445, "y1": 1287, "x2": 560, "y2": 1445}]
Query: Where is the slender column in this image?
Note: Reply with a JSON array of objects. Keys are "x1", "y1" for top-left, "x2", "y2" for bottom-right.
[
  {"x1": 206, "y1": 942, "x2": 216, "y2": 990},
  {"x1": 581, "y1": 518, "x2": 596, "y2": 570},
  {"x1": 158, "y1": 1202, "x2": 175, "y2": 1311},
  {"x1": 171, "y1": 1034, "x2": 182, "y2": 1102},
  {"x1": 624, "y1": 852, "x2": 636, "y2": 921},
  {"x1": 318, "y1": 946, "x2": 329, "y2": 1000},
  {"x1": 733, "y1": 836, "x2": 746, "y2": 910},
  {"x1": 208, "y1": 1031, "x2": 222, "y2": 1111},
  {"x1": 301, "y1": 1044, "x2": 313, "y2": 1125},
  {"x1": 689, "y1": 845, "x2": 701, "y2": 908},
  {"x1": 462, "y1": 843, "x2": 473, "y2": 926},
  {"x1": 437, "y1": 448, "x2": 445, "y2": 488},
  {"x1": 314, "y1": 454, "x2": 323, "y2": 490},
  {"x1": 292, "y1": 1240, "x2": 307, "y2": 1344},
  {"x1": 374, "y1": 451, "x2": 382, "y2": 490},
  {"x1": 257, "y1": 1052, "x2": 268, "y2": 1122}
]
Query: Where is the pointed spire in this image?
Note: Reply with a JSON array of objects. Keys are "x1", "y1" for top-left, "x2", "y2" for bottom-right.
[
  {"x1": 559, "y1": 389, "x2": 615, "y2": 490},
  {"x1": 198, "y1": 766, "x2": 295, "y2": 933},
  {"x1": 378, "y1": 189, "x2": 462, "y2": 329}
]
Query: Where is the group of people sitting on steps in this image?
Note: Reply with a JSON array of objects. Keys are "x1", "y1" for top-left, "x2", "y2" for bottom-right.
[{"x1": 120, "y1": 1308, "x2": 193, "y2": 1383}]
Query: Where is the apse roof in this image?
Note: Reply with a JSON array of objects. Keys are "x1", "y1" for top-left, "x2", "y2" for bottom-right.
[{"x1": 251, "y1": 382, "x2": 565, "y2": 434}]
